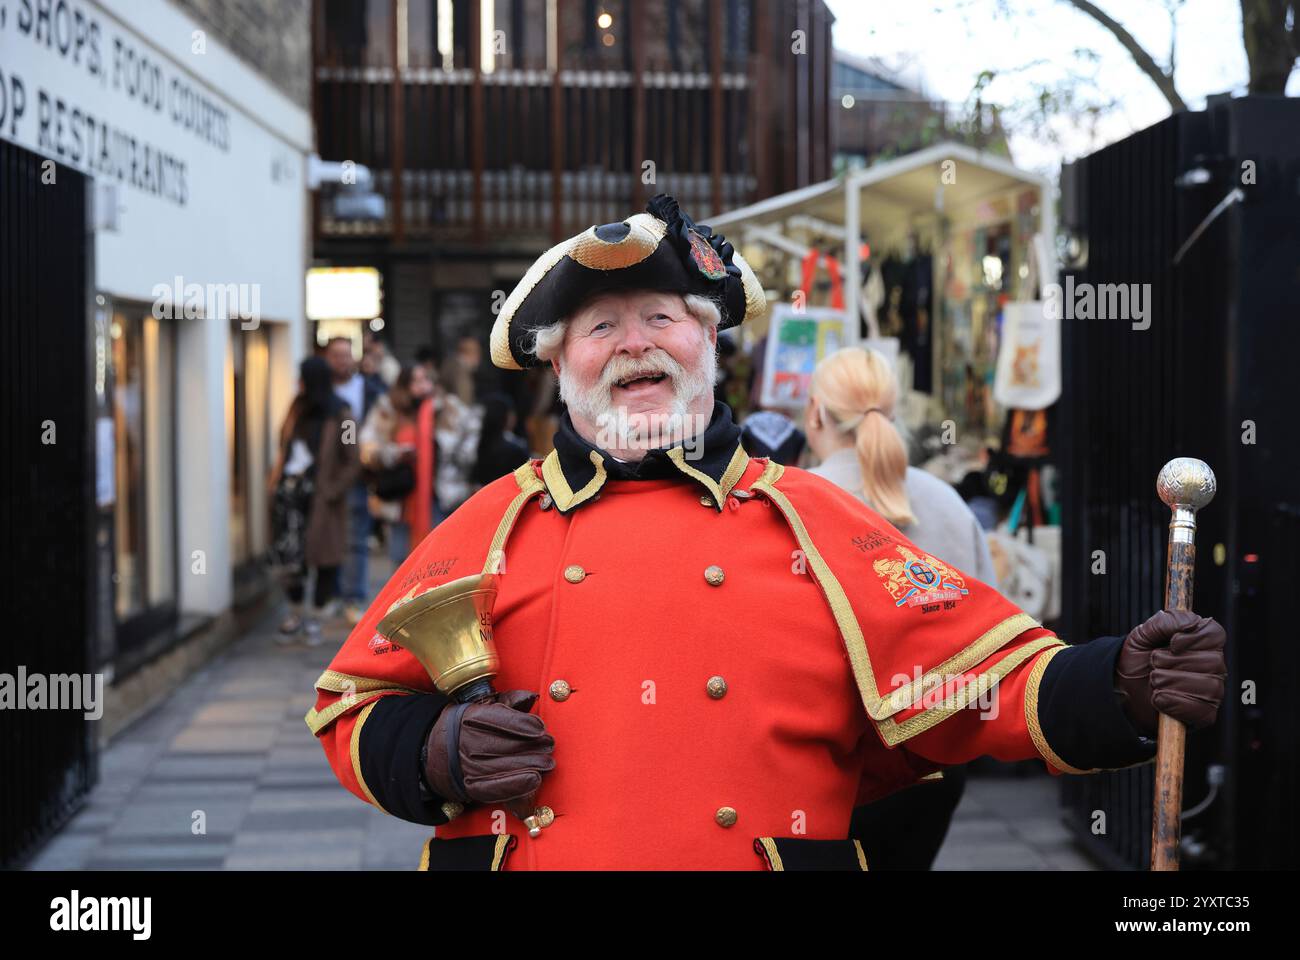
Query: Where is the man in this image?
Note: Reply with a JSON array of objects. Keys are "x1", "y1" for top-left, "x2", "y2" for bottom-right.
[
  {"x1": 325, "y1": 336, "x2": 385, "y2": 625},
  {"x1": 307, "y1": 196, "x2": 1227, "y2": 871},
  {"x1": 440, "y1": 333, "x2": 484, "y2": 406},
  {"x1": 362, "y1": 332, "x2": 401, "y2": 389}
]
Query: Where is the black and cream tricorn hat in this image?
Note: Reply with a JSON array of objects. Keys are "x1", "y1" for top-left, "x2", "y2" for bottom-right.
[{"x1": 490, "y1": 194, "x2": 767, "y2": 370}]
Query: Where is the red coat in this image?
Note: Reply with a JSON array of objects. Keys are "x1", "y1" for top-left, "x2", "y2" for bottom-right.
[{"x1": 309, "y1": 454, "x2": 1074, "y2": 870}]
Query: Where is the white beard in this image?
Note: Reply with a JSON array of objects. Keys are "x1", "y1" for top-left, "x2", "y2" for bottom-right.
[{"x1": 558, "y1": 334, "x2": 717, "y2": 451}]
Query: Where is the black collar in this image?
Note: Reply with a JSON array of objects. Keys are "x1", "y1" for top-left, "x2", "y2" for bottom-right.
[{"x1": 542, "y1": 400, "x2": 750, "y2": 513}]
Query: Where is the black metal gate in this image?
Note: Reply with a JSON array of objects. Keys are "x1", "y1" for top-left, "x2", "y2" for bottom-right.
[
  {"x1": 1059, "y1": 96, "x2": 1300, "y2": 870},
  {"x1": 0, "y1": 139, "x2": 97, "y2": 868}
]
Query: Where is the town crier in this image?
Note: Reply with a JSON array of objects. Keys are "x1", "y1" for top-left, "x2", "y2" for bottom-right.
[{"x1": 307, "y1": 195, "x2": 1227, "y2": 871}]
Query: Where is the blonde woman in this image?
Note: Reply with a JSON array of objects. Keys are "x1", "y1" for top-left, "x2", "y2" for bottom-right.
[
  {"x1": 804, "y1": 345, "x2": 995, "y2": 870},
  {"x1": 804, "y1": 346, "x2": 996, "y2": 585}
]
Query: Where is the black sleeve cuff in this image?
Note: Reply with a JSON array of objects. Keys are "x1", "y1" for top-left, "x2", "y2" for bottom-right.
[
  {"x1": 358, "y1": 692, "x2": 456, "y2": 825},
  {"x1": 1037, "y1": 636, "x2": 1157, "y2": 771}
]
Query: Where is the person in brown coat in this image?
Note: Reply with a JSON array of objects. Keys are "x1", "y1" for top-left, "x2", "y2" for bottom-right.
[{"x1": 270, "y1": 355, "x2": 362, "y2": 644}]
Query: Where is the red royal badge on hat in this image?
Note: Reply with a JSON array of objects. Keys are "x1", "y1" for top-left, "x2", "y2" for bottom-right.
[{"x1": 688, "y1": 229, "x2": 728, "y2": 280}]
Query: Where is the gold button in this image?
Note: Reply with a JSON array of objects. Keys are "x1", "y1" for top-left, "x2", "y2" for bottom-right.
[
  {"x1": 706, "y1": 676, "x2": 727, "y2": 699},
  {"x1": 704, "y1": 564, "x2": 725, "y2": 586},
  {"x1": 534, "y1": 805, "x2": 555, "y2": 828},
  {"x1": 699, "y1": 495, "x2": 714, "y2": 507},
  {"x1": 549, "y1": 679, "x2": 571, "y2": 702},
  {"x1": 539, "y1": 493, "x2": 553, "y2": 511},
  {"x1": 564, "y1": 564, "x2": 586, "y2": 583},
  {"x1": 715, "y1": 806, "x2": 738, "y2": 828},
  {"x1": 441, "y1": 801, "x2": 464, "y2": 821}
]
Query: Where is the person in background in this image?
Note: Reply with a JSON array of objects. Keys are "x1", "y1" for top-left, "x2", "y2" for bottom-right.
[
  {"x1": 472, "y1": 391, "x2": 532, "y2": 487},
  {"x1": 523, "y1": 365, "x2": 561, "y2": 457},
  {"x1": 433, "y1": 378, "x2": 483, "y2": 519},
  {"x1": 360, "y1": 364, "x2": 437, "y2": 564},
  {"x1": 439, "y1": 333, "x2": 483, "y2": 406},
  {"x1": 356, "y1": 334, "x2": 394, "y2": 553},
  {"x1": 805, "y1": 347, "x2": 996, "y2": 583},
  {"x1": 363, "y1": 332, "x2": 401, "y2": 389},
  {"x1": 326, "y1": 336, "x2": 386, "y2": 625},
  {"x1": 415, "y1": 345, "x2": 438, "y2": 382},
  {"x1": 269, "y1": 356, "x2": 361, "y2": 645},
  {"x1": 803, "y1": 345, "x2": 996, "y2": 870}
]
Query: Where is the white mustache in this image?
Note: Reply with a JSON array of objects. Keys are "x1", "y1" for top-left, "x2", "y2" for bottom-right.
[{"x1": 599, "y1": 351, "x2": 682, "y2": 390}]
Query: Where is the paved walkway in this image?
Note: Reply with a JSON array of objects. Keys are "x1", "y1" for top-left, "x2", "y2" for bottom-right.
[
  {"x1": 29, "y1": 552, "x2": 1096, "y2": 871},
  {"x1": 936, "y1": 777, "x2": 1095, "y2": 870},
  {"x1": 29, "y1": 552, "x2": 432, "y2": 871}
]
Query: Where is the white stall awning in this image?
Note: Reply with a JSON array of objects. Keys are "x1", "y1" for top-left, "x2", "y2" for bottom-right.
[{"x1": 711, "y1": 142, "x2": 1055, "y2": 341}]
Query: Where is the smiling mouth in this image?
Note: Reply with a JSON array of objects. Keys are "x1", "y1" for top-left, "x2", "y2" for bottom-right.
[{"x1": 614, "y1": 373, "x2": 668, "y2": 390}]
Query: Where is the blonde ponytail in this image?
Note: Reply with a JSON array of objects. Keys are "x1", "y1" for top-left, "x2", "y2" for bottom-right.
[{"x1": 810, "y1": 348, "x2": 915, "y2": 527}]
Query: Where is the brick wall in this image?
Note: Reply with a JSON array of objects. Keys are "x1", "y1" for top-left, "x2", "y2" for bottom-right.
[{"x1": 170, "y1": 0, "x2": 311, "y2": 109}]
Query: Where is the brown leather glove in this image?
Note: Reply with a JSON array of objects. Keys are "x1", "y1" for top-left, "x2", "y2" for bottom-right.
[
  {"x1": 423, "y1": 690, "x2": 555, "y2": 804},
  {"x1": 1114, "y1": 609, "x2": 1227, "y2": 736}
]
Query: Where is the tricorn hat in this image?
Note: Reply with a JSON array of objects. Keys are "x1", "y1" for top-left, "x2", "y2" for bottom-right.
[{"x1": 490, "y1": 194, "x2": 767, "y2": 370}]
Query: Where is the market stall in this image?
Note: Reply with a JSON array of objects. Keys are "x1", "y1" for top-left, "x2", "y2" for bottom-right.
[
  {"x1": 710, "y1": 142, "x2": 1061, "y2": 620},
  {"x1": 711, "y1": 141, "x2": 1056, "y2": 439}
]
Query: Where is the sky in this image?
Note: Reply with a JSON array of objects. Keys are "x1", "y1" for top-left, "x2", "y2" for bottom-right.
[{"x1": 824, "y1": 0, "x2": 1296, "y2": 176}]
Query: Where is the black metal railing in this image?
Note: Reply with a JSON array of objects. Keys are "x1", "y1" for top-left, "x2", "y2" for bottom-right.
[
  {"x1": 1059, "y1": 96, "x2": 1300, "y2": 869},
  {"x1": 0, "y1": 139, "x2": 97, "y2": 868}
]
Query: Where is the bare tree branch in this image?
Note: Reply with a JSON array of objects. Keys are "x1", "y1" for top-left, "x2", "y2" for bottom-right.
[
  {"x1": 1164, "y1": 0, "x2": 1184, "y2": 81},
  {"x1": 1065, "y1": 0, "x2": 1189, "y2": 111}
]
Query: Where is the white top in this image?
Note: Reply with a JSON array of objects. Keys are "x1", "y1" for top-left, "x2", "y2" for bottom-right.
[
  {"x1": 283, "y1": 438, "x2": 315, "y2": 477},
  {"x1": 808, "y1": 447, "x2": 998, "y2": 586},
  {"x1": 334, "y1": 373, "x2": 364, "y2": 420}
]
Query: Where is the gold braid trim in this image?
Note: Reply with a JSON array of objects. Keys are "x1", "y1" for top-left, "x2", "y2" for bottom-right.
[
  {"x1": 666, "y1": 442, "x2": 750, "y2": 509},
  {"x1": 314, "y1": 669, "x2": 422, "y2": 695},
  {"x1": 490, "y1": 834, "x2": 513, "y2": 871},
  {"x1": 877, "y1": 614, "x2": 1042, "y2": 718},
  {"x1": 1023, "y1": 643, "x2": 1155, "y2": 775},
  {"x1": 1023, "y1": 643, "x2": 1097, "y2": 773},
  {"x1": 304, "y1": 687, "x2": 418, "y2": 736},
  {"x1": 757, "y1": 837, "x2": 784, "y2": 871},
  {"x1": 483, "y1": 462, "x2": 547, "y2": 574},
  {"x1": 880, "y1": 635, "x2": 1064, "y2": 746},
  {"x1": 541, "y1": 448, "x2": 607, "y2": 512},
  {"x1": 418, "y1": 837, "x2": 432, "y2": 871},
  {"x1": 756, "y1": 837, "x2": 869, "y2": 871},
  {"x1": 568, "y1": 213, "x2": 666, "y2": 269},
  {"x1": 853, "y1": 839, "x2": 869, "y2": 871},
  {"x1": 350, "y1": 700, "x2": 390, "y2": 815},
  {"x1": 732, "y1": 248, "x2": 769, "y2": 326}
]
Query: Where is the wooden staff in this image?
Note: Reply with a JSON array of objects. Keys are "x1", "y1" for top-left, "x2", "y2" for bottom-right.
[{"x1": 1151, "y1": 457, "x2": 1216, "y2": 871}]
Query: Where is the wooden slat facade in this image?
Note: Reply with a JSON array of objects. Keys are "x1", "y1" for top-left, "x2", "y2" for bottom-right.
[{"x1": 312, "y1": 0, "x2": 834, "y2": 250}]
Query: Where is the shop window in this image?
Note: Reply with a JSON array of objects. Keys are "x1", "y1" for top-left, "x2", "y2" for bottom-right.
[
  {"x1": 229, "y1": 325, "x2": 272, "y2": 580},
  {"x1": 108, "y1": 305, "x2": 177, "y2": 652}
]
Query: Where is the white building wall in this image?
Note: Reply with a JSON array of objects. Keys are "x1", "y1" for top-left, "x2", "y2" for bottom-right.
[{"x1": 2, "y1": 0, "x2": 312, "y2": 621}]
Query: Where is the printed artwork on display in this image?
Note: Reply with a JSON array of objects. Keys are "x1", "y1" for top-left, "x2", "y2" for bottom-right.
[{"x1": 760, "y1": 305, "x2": 847, "y2": 410}]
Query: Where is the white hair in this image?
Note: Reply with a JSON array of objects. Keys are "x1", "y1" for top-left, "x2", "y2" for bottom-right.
[{"x1": 525, "y1": 291, "x2": 723, "y2": 364}]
